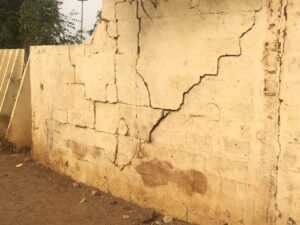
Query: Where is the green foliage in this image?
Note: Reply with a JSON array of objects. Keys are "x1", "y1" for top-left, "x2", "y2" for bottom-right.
[
  {"x1": 0, "y1": 0, "x2": 23, "y2": 48},
  {"x1": 0, "y1": 0, "x2": 80, "y2": 49},
  {"x1": 19, "y1": 0, "x2": 80, "y2": 46}
]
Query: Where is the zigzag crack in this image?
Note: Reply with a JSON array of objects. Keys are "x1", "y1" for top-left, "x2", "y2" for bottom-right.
[{"x1": 148, "y1": 8, "x2": 262, "y2": 141}]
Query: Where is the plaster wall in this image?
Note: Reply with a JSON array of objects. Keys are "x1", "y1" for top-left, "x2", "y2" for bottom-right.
[{"x1": 30, "y1": 0, "x2": 298, "y2": 224}]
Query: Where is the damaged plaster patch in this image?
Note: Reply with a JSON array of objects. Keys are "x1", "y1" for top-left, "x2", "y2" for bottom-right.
[
  {"x1": 135, "y1": 159, "x2": 208, "y2": 196},
  {"x1": 66, "y1": 140, "x2": 104, "y2": 162}
]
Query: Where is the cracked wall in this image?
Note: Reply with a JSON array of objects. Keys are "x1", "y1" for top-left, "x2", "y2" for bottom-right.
[
  {"x1": 29, "y1": 0, "x2": 298, "y2": 224},
  {"x1": 277, "y1": 0, "x2": 300, "y2": 224}
]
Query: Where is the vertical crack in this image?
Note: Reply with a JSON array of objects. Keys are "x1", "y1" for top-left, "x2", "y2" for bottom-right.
[
  {"x1": 67, "y1": 45, "x2": 77, "y2": 83},
  {"x1": 148, "y1": 110, "x2": 170, "y2": 142},
  {"x1": 274, "y1": 0, "x2": 288, "y2": 224},
  {"x1": 136, "y1": 0, "x2": 153, "y2": 107},
  {"x1": 113, "y1": 1, "x2": 126, "y2": 102},
  {"x1": 113, "y1": 134, "x2": 119, "y2": 166}
]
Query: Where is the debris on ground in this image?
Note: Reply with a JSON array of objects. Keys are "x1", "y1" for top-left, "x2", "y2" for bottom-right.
[
  {"x1": 91, "y1": 189, "x2": 101, "y2": 196},
  {"x1": 163, "y1": 215, "x2": 174, "y2": 224},
  {"x1": 79, "y1": 197, "x2": 87, "y2": 204},
  {"x1": 72, "y1": 182, "x2": 80, "y2": 188},
  {"x1": 122, "y1": 215, "x2": 130, "y2": 219},
  {"x1": 15, "y1": 163, "x2": 23, "y2": 168}
]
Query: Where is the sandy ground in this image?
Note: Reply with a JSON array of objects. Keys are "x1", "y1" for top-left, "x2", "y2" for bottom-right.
[{"x1": 0, "y1": 150, "x2": 193, "y2": 225}]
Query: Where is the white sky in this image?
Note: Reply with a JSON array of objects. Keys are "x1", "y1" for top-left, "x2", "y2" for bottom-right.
[{"x1": 61, "y1": 0, "x2": 102, "y2": 36}]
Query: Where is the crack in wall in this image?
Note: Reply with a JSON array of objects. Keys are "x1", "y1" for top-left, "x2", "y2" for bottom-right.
[
  {"x1": 262, "y1": 0, "x2": 289, "y2": 223},
  {"x1": 273, "y1": 0, "x2": 288, "y2": 224},
  {"x1": 113, "y1": 135, "x2": 144, "y2": 170},
  {"x1": 53, "y1": 108, "x2": 148, "y2": 171},
  {"x1": 112, "y1": 0, "x2": 128, "y2": 102},
  {"x1": 57, "y1": 1, "x2": 294, "y2": 201},
  {"x1": 63, "y1": 79, "x2": 159, "y2": 145},
  {"x1": 114, "y1": 2, "x2": 263, "y2": 170},
  {"x1": 33, "y1": 0, "x2": 300, "y2": 223},
  {"x1": 54, "y1": 113, "x2": 146, "y2": 143},
  {"x1": 138, "y1": 0, "x2": 263, "y2": 19},
  {"x1": 61, "y1": 2, "x2": 263, "y2": 175},
  {"x1": 84, "y1": 0, "x2": 263, "y2": 150},
  {"x1": 136, "y1": 0, "x2": 152, "y2": 107},
  {"x1": 73, "y1": 13, "x2": 121, "y2": 103},
  {"x1": 67, "y1": 45, "x2": 77, "y2": 83},
  {"x1": 133, "y1": 0, "x2": 263, "y2": 143},
  {"x1": 147, "y1": 8, "x2": 262, "y2": 141},
  {"x1": 113, "y1": 134, "x2": 119, "y2": 166},
  {"x1": 52, "y1": 118, "x2": 121, "y2": 165},
  {"x1": 119, "y1": 139, "x2": 142, "y2": 171},
  {"x1": 148, "y1": 110, "x2": 170, "y2": 143}
]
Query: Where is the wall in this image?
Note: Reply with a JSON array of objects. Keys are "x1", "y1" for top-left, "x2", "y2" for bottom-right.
[{"x1": 29, "y1": 0, "x2": 298, "y2": 225}]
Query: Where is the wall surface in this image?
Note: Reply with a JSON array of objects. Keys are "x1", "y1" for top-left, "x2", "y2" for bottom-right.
[{"x1": 30, "y1": 0, "x2": 298, "y2": 224}]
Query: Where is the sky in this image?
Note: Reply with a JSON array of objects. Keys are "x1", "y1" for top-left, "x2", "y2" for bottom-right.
[{"x1": 61, "y1": 0, "x2": 102, "y2": 37}]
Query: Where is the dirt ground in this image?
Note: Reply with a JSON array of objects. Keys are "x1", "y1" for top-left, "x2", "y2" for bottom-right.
[{"x1": 0, "y1": 149, "x2": 193, "y2": 225}]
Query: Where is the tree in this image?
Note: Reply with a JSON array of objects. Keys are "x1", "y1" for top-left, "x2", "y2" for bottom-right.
[
  {"x1": 0, "y1": 0, "x2": 80, "y2": 53},
  {"x1": 19, "y1": 0, "x2": 80, "y2": 55},
  {"x1": 0, "y1": 0, "x2": 23, "y2": 48}
]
